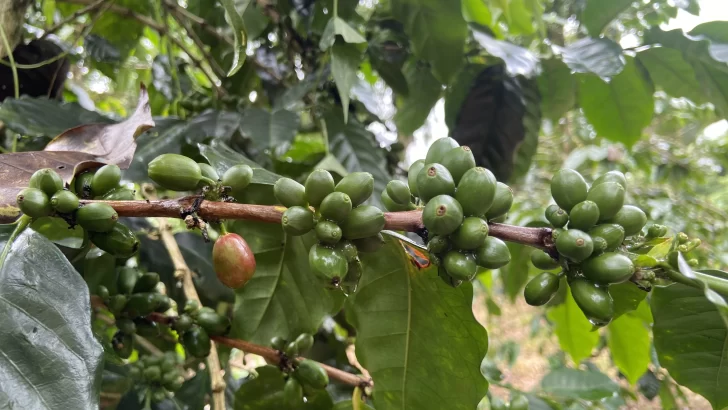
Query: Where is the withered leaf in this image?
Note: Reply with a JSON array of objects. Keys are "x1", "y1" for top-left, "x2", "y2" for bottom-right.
[{"x1": 0, "y1": 85, "x2": 154, "y2": 223}]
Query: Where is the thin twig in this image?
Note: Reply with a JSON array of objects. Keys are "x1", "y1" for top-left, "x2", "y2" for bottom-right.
[
  {"x1": 161, "y1": 0, "x2": 233, "y2": 45},
  {"x1": 78, "y1": 198, "x2": 555, "y2": 250},
  {"x1": 41, "y1": 0, "x2": 108, "y2": 38},
  {"x1": 142, "y1": 186, "x2": 226, "y2": 410},
  {"x1": 167, "y1": 7, "x2": 226, "y2": 79}
]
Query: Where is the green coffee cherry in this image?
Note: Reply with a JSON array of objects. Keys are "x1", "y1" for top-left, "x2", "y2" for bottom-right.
[
  {"x1": 132, "y1": 272, "x2": 160, "y2": 293},
  {"x1": 443, "y1": 251, "x2": 477, "y2": 281},
  {"x1": 50, "y1": 190, "x2": 79, "y2": 213},
  {"x1": 475, "y1": 237, "x2": 511, "y2": 269},
  {"x1": 151, "y1": 293, "x2": 171, "y2": 313},
  {"x1": 124, "y1": 293, "x2": 159, "y2": 317},
  {"x1": 591, "y1": 236, "x2": 607, "y2": 256},
  {"x1": 593, "y1": 170, "x2": 626, "y2": 190},
  {"x1": 91, "y1": 164, "x2": 121, "y2": 197},
  {"x1": 222, "y1": 164, "x2": 254, "y2": 198},
  {"x1": 283, "y1": 377, "x2": 304, "y2": 407},
  {"x1": 29, "y1": 168, "x2": 64, "y2": 196},
  {"x1": 148, "y1": 153, "x2": 202, "y2": 191},
  {"x1": 281, "y1": 206, "x2": 315, "y2": 236},
  {"x1": 424, "y1": 137, "x2": 459, "y2": 165},
  {"x1": 550, "y1": 169, "x2": 588, "y2": 213},
  {"x1": 100, "y1": 187, "x2": 135, "y2": 200},
  {"x1": 293, "y1": 359, "x2": 329, "y2": 389},
  {"x1": 73, "y1": 171, "x2": 95, "y2": 198},
  {"x1": 569, "y1": 279, "x2": 614, "y2": 324},
  {"x1": 588, "y1": 224, "x2": 625, "y2": 251},
  {"x1": 305, "y1": 169, "x2": 335, "y2": 208},
  {"x1": 335, "y1": 241, "x2": 359, "y2": 262},
  {"x1": 608, "y1": 205, "x2": 646, "y2": 237},
  {"x1": 422, "y1": 195, "x2": 464, "y2": 236},
  {"x1": 568, "y1": 200, "x2": 600, "y2": 231},
  {"x1": 116, "y1": 318, "x2": 136, "y2": 334},
  {"x1": 89, "y1": 223, "x2": 139, "y2": 258},
  {"x1": 270, "y1": 336, "x2": 286, "y2": 350},
  {"x1": 352, "y1": 233, "x2": 385, "y2": 253},
  {"x1": 530, "y1": 250, "x2": 559, "y2": 270},
  {"x1": 386, "y1": 180, "x2": 412, "y2": 205},
  {"x1": 581, "y1": 252, "x2": 635, "y2": 284},
  {"x1": 335, "y1": 172, "x2": 374, "y2": 207},
  {"x1": 117, "y1": 267, "x2": 139, "y2": 295},
  {"x1": 196, "y1": 310, "x2": 231, "y2": 336},
  {"x1": 484, "y1": 182, "x2": 513, "y2": 220},
  {"x1": 16, "y1": 188, "x2": 51, "y2": 218},
  {"x1": 198, "y1": 162, "x2": 219, "y2": 181},
  {"x1": 440, "y1": 146, "x2": 476, "y2": 184},
  {"x1": 96, "y1": 285, "x2": 110, "y2": 300},
  {"x1": 545, "y1": 204, "x2": 569, "y2": 228},
  {"x1": 274, "y1": 177, "x2": 307, "y2": 208},
  {"x1": 587, "y1": 182, "x2": 625, "y2": 220},
  {"x1": 427, "y1": 235, "x2": 449, "y2": 254},
  {"x1": 315, "y1": 221, "x2": 343, "y2": 245},
  {"x1": 555, "y1": 229, "x2": 593, "y2": 262},
  {"x1": 107, "y1": 295, "x2": 128, "y2": 316},
  {"x1": 455, "y1": 167, "x2": 497, "y2": 217},
  {"x1": 417, "y1": 163, "x2": 456, "y2": 202},
  {"x1": 319, "y1": 192, "x2": 352, "y2": 223},
  {"x1": 285, "y1": 339, "x2": 299, "y2": 357},
  {"x1": 173, "y1": 314, "x2": 194, "y2": 333},
  {"x1": 183, "y1": 300, "x2": 199, "y2": 314},
  {"x1": 646, "y1": 224, "x2": 667, "y2": 238},
  {"x1": 341, "y1": 205, "x2": 385, "y2": 240},
  {"x1": 407, "y1": 160, "x2": 425, "y2": 198},
  {"x1": 76, "y1": 202, "x2": 119, "y2": 233},
  {"x1": 677, "y1": 232, "x2": 689, "y2": 244},
  {"x1": 381, "y1": 190, "x2": 412, "y2": 212},
  {"x1": 524, "y1": 272, "x2": 560, "y2": 306},
  {"x1": 309, "y1": 244, "x2": 347, "y2": 281},
  {"x1": 294, "y1": 333, "x2": 314, "y2": 353},
  {"x1": 450, "y1": 217, "x2": 488, "y2": 250},
  {"x1": 183, "y1": 326, "x2": 211, "y2": 358}
]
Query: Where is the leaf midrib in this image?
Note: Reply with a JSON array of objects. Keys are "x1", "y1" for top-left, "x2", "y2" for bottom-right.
[{"x1": 402, "y1": 245, "x2": 412, "y2": 410}]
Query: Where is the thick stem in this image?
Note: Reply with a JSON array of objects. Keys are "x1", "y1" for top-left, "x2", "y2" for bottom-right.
[{"x1": 80, "y1": 199, "x2": 554, "y2": 250}]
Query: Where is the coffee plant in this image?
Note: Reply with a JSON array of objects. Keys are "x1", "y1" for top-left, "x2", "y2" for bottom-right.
[{"x1": 1, "y1": 0, "x2": 727, "y2": 409}]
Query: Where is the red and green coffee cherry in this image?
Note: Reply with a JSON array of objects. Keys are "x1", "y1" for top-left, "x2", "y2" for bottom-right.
[{"x1": 212, "y1": 233, "x2": 256, "y2": 289}]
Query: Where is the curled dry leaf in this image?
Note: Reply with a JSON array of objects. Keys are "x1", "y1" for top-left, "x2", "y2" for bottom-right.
[{"x1": 0, "y1": 85, "x2": 154, "y2": 223}]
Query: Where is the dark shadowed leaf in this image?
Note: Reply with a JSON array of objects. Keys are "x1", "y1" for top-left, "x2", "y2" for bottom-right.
[
  {"x1": 0, "y1": 226, "x2": 103, "y2": 409},
  {"x1": 0, "y1": 87, "x2": 154, "y2": 223},
  {"x1": 199, "y1": 140, "x2": 280, "y2": 185},
  {"x1": 547, "y1": 285, "x2": 599, "y2": 364},
  {"x1": 0, "y1": 97, "x2": 112, "y2": 138},
  {"x1": 239, "y1": 108, "x2": 300, "y2": 150},
  {"x1": 451, "y1": 65, "x2": 541, "y2": 182},
  {"x1": 581, "y1": 0, "x2": 633, "y2": 36},
  {"x1": 471, "y1": 29, "x2": 540, "y2": 78},
  {"x1": 444, "y1": 64, "x2": 487, "y2": 130},
  {"x1": 562, "y1": 37, "x2": 625, "y2": 78},
  {"x1": 393, "y1": 61, "x2": 442, "y2": 135},
  {"x1": 325, "y1": 110, "x2": 390, "y2": 208},
  {"x1": 651, "y1": 283, "x2": 728, "y2": 409},
  {"x1": 538, "y1": 58, "x2": 576, "y2": 121},
  {"x1": 391, "y1": 0, "x2": 467, "y2": 83},
  {"x1": 331, "y1": 40, "x2": 363, "y2": 123},
  {"x1": 541, "y1": 368, "x2": 619, "y2": 401},
  {"x1": 578, "y1": 57, "x2": 654, "y2": 146},
  {"x1": 637, "y1": 47, "x2": 705, "y2": 103},
  {"x1": 367, "y1": 21, "x2": 409, "y2": 96},
  {"x1": 84, "y1": 34, "x2": 122, "y2": 63},
  {"x1": 501, "y1": 243, "x2": 529, "y2": 301},
  {"x1": 348, "y1": 237, "x2": 489, "y2": 410},
  {"x1": 333, "y1": 400, "x2": 375, "y2": 410}
]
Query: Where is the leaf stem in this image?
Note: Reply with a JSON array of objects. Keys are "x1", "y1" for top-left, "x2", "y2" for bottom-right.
[
  {"x1": 0, "y1": 19, "x2": 19, "y2": 100},
  {"x1": 0, "y1": 215, "x2": 31, "y2": 269}
]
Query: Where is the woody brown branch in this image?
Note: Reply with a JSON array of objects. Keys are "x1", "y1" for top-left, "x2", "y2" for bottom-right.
[{"x1": 79, "y1": 198, "x2": 554, "y2": 250}]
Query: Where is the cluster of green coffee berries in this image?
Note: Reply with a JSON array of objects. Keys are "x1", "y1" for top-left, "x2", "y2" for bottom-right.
[
  {"x1": 268, "y1": 333, "x2": 330, "y2": 407},
  {"x1": 126, "y1": 352, "x2": 185, "y2": 402},
  {"x1": 274, "y1": 170, "x2": 384, "y2": 290},
  {"x1": 524, "y1": 169, "x2": 647, "y2": 325},
  {"x1": 16, "y1": 166, "x2": 139, "y2": 258},
  {"x1": 402, "y1": 138, "x2": 513, "y2": 286},
  {"x1": 147, "y1": 153, "x2": 252, "y2": 200},
  {"x1": 173, "y1": 300, "x2": 232, "y2": 359}
]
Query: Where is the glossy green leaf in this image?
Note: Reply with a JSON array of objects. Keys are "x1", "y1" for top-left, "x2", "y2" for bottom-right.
[
  {"x1": 501, "y1": 243, "x2": 529, "y2": 301},
  {"x1": 578, "y1": 57, "x2": 654, "y2": 146},
  {"x1": 607, "y1": 312, "x2": 650, "y2": 385},
  {"x1": 391, "y1": 0, "x2": 467, "y2": 83},
  {"x1": 538, "y1": 58, "x2": 576, "y2": 121},
  {"x1": 325, "y1": 110, "x2": 390, "y2": 208},
  {"x1": 348, "y1": 238, "x2": 489, "y2": 410},
  {"x1": 461, "y1": 0, "x2": 495, "y2": 31},
  {"x1": 637, "y1": 47, "x2": 705, "y2": 103},
  {"x1": 609, "y1": 281, "x2": 648, "y2": 320},
  {"x1": 229, "y1": 217, "x2": 343, "y2": 344},
  {"x1": 692, "y1": 58, "x2": 728, "y2": 118},
  {"x1": 320, "y1": 17, "x2": 367, "y2": 50},
  {"x1": 0, "y1": 97, "x2": 112, "y2": 138},
  {"x1": 471, "y1": 29, "x2": 540, "y2": 78},
  {"x1": 234, "y1": 366, "x2": 334, "y2": 409},
  {"x1": 505, "y1": 0, "x2": 535, "y2": 35},
  {"x1": 651, "y1": 283, "x2": 728, "y2": 409},
  {"x1": 240, "y1": 108, "x2": 300, "y2": 149},
  {"x1": 0, "y1": 225, "x2": 103, "y2": 409},
  {"x1": 199, "y1": 140, "x2": 280, "y2": 185},
  {"x1": 581, "y1": 0, "x2": 633, "y2": 36},
  {"x1": 333, "y1": 400, "x2": 375, "y2": 410},
  {"x1": 547, "y1": 286, "x2": 599, "y2": 364},
  {"x1": 512, "y1": 77, "x2": 541, "y2": 180},
  {"x1": 30, "y1": 216, "x2": 84, "y2": 249},
  {"x1": 562, "y1": 37, "x2": 625, "y2": 78},
  {"x1": 541, "y1": 368, "x2": 619, "y2": 401},
  {"x1": 219, "y1": 0, "x2": 248, "y2": 76},
  {"x1": 331, "y1": 41, "x2": 362, "y2": 123},
  {"x1": 394, "y1": 61, "x2": 442, "y2": 135}
]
